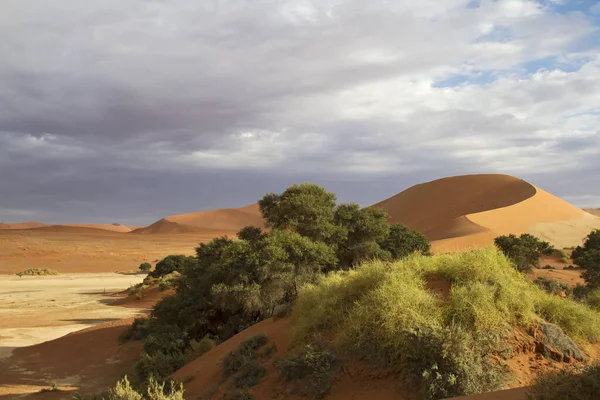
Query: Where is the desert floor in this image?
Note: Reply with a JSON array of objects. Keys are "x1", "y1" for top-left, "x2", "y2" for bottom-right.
[
  {"x1": 0, "y1": 228, "x2": 233, "y2": 274},
  {"x1": 0, "y1": 273, "x2": 147, "y2": 360}
]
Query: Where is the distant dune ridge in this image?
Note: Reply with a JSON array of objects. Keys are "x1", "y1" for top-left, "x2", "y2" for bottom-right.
[
  {"x1": 0, "y1": 222, "x2": 48, "y2": 230},
  {"x1": 2, "y1": 175, "x2": 598, "y2": 252},
  {"x1": 585, "y1": 208, "x2": 600, "y2": 217},
  {"x1": 132, "y1": 203, "x2": 265, "y2": 234},
  {"x1": 372, "y1": 174, "x2": 600, "y2": 251}
]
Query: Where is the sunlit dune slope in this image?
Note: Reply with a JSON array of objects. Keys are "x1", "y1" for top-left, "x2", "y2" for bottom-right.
[
  {"x1": 372, "y1": 174, "x2": 600, "y2": 251},
  {"x1": 585, "y1": 208, "x2": 600, "y2": 217},
  {"x1": 61, "y1": 223, "x2": 134, "y2": 232},
  {"x1": 133, "y1": 203, "x2": 265, "y2": 234},
  {"x1": 0, "y1": 222, "x2": 48, "y2": 230}
]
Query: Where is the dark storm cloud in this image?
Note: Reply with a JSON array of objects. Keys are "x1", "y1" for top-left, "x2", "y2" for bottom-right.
[{"x1": 0, "y1": 0, "x2": 599, "y2": 223}]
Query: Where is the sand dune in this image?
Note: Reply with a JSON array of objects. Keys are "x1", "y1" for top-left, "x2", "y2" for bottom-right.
[
  {"x1": 373, "y1": 174, "x2": 600, "y2": 252},
  {"x1": 0, "y1": 222, "x2": 47, "y2": 230},
  {"x1": 61, "y1": 223, "x2": 134, "y2": 232},
  {"x1": 0, "y1": 221, "x2": 139, "y2": 233},
  {"x1": 585, "y1": 208, "x2": 600, "y2": 217},
  {"x1": 134, "y1": 203, "x2": 265, "y2": 234}
]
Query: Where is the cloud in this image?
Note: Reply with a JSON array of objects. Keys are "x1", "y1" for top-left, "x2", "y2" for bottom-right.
[{"x1": 0, "y1": 0, "x2": 599, "y2": 223}]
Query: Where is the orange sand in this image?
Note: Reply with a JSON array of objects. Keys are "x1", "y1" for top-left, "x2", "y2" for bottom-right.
[
  {"x1": 134, "y1": 203, "x2": 265, "y2": 234},
  {"x1": 373, "y1": 174, "x2": 600, "y2": 252}
]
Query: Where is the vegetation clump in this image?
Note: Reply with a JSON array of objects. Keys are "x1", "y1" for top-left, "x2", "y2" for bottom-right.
[
  {"x1": 494, "y1": 233, "x2": 554, "y2": 273},
  {"x1": 73, "y1": 375, "x2": 184, "y2": 400},
  {"x1": 275, "y1": 343, "x2": 337, "y2": 399},
  {"x1": 139, "y1": 262, "x2": 152, "y2": 273},
  {"x1": 16, "y1": 268, "x2": 59, "y2": 277},
  {"x1": 526, "y1": 363, "x2": 600, "y2": 400},
  {"x1": 572, "y1": 230, "x2": 600, "y2": 289},
  {"x1": 292, "y1": 247, "x2": 600, "y2": 399},
  {"x1": 123, "y1": 184, "x2": 430, "y2": 390},
  {"x1": 534, "y1": 277, "x2": 573, "y2": 297}
]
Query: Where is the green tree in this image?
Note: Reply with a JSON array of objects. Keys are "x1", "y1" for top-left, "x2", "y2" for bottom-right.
[
  {"x1": 151, "y1": 255, "x2": 196, "y2": 278},
  {"x1": 139, "y1": 262, "x2": 152, "y2": 273},
  {"x1": 572, "y1": 230, "x2": 600, "y2": 288},
  {"x1": 258, "y1": 184, "x2": 339, "y2": 243},
  {"x1": 380, "y1": 223, "x2": 431, "y2": 259},
  {"x1": 494, "y1": 233, "x2": 554, "y2": 273},
  {"x1": 333, "y1": 203, "x2": 391, "y2": 268}
]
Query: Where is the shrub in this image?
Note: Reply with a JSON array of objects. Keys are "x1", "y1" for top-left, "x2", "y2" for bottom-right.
[
  {"x1": 275, "y1": 343, "x2": 337, "y2": 399},
  {"x1": 273, "y1": 303, "x2": 292, "y2": 320},
  {"x1": 133, "y1": 351, "x2": 186, "y2": 384},
  {"x1": 379, "y1": 223, "x2": 431, "y2": 259},
  {"x1": 526, "y1": 363, "x2": 600, "y2": 400},
  {"x1": 223, "y1": 334, "x2": 268, "y2": 377},
  {"x1": 73, "y1": 375, "x2": 184, "y2": 400},
  {"x1": 293, "y1": 247, "x2": 600, "y2": 398},
  {"x1": 534, "y1": 277, "x2": 573, "y2": 297},
  {"x1": 187, "y1": 335, "x2": 215, "y2": 361},
  {"x1": 139, "y1": 262, "x2": 152, "y2": 273},
  {"x1": 15, "y1": 268, "x2": 59, "y2": 277},
  {"x1": 119, "y1": 318, "x2": 151, "y2": 343},
  {"x1": 585, "y1": 289, "x2": 600, "y2": 311},
  {"x1": 572, "y1": 230, "x2": 600, "y2": 288},
  {"x1": 494, "y1": 234, "x2": 554, "y2": 273},
  {"x1": 150, "y1": 255, "x2": 196, "y2": 278},
  {"x1": 231, "y1": 360, "x2": 266, "y2": 389}
]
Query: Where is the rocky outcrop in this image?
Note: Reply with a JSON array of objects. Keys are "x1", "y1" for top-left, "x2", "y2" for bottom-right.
[{"x1": 530, "y1": 321, "x2": 586, "y2": 363}]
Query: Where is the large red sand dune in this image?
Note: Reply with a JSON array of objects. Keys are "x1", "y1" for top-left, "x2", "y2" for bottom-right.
[
  {"x1": 133, "y1": 203, "x2": 265, "y2": 234},
  {"x1": 372, "y1": 174, "x2": 600, "y2": 252}
]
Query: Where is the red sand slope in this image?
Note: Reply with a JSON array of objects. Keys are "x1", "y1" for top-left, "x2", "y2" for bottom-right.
[
  {"x1": 372, "y1": 174, "x2": 600, "y2": 252},
  {"x1": 133, "y1": 203, "x2": 265, "y2": 234},
  {"x1": 61, "y1": 223, "x2": 134, "y2": 233},
  {"x1": 0, "y1": 222, "x2": 47, "y2": 230}
]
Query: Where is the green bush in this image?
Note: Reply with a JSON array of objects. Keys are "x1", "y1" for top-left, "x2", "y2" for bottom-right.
[
  {"x1": 572, "y1": 230, "x2": 600, "y2": 289},
  {"x1": 187, "y1": 335, "x2": 215, "y2": 360},
  {"x1": 380, "y1": 223, "x2": 431, "y2": 259},
  {"x1": 494, "y1": 234, "x2": 554, "y2": 273},
  {"x1": 231, "y1": 360, "x2": 267, "y2": 389},
  {"x1": 139, "y1": 262, "x2": 152, "y2": 273},
  {"x1": 275, "y1": 343, "x2": 337, "y2": 399},
  {"x1": 150, "y1": 255, "x2": 196, "y2": 278},
  {"x1": 223, "y1": 334, "x2": 268, "y2": 377},
  {"x1": 534, "y1": 277, "x2": 573, "y2": 297},
  {"x1": 73, "y1": 375, "x2": 184, "y2": 400},
  {"x1": 15, "y1": 268, "x2": 59, "y2": 277},
  {"x1": 293, "y1": 247, "x2": 600, "y2": 398},
  {"x1": 586, "y1": 289, "x2": 600, "y2": 311},
  {"x1": 526, "y1": 363, "x2": 600, "y2": 400}
]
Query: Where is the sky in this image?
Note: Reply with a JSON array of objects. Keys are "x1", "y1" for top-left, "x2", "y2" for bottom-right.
[{"x1": 1, "y1": 0, "x2": 599, "y2": 225}]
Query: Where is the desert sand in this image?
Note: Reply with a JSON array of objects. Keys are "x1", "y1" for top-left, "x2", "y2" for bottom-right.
[
  {"x1": 0, "y1": 227, "x2": 227, "y2": 274},
  {"x1": 0, "y1": 222, "x2": 48, "y2": 230},
  {"x1": 584, "y1": 208, "x2": 600, "y2": 217},
  {"x1": 133, "y1": 203, "x2": 265, "y2": 234},
  {"x1": 0, "y1": 274, "x2": 147, "y2": 358},
  {"x1": 1, "y1": 174, "x2": 597, "y2": 400},
  {"x1": 373, "y1": 174, "x2": 600, "y2": 252}
]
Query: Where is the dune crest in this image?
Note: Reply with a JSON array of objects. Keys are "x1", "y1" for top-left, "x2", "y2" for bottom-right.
[
  {"x1": 373, "y1": 174, "x2": 600, "y2": 251},
  {"x1": 133, "y1": 203, "x2": 265, "y2": 234},
  {"x1": 0, "y1": 222, "x2": 47, "y2": 230}
]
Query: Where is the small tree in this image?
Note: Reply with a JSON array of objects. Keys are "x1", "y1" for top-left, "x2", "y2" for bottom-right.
[
  {"x1": 151, "y1": 255, "x2": 196, "y2": 278},
  {"x1": 380, "y1": 223, "x2": 431, "y2": 259},
  {"x1": 258, "y1": 183, "x2": 339, "y2": 243},
  {"x1": 333, "y1": 203, "x2": 391, "y2": 268},
  {"x1": 572, "y1": 230, "x2": 600, "y2": 289},
  {"x1": 139, "y1": 262, "x2": 152, "y2": 273},
  {"x1": 494, "y1": 233, "x2": 554, "y2": 273}
]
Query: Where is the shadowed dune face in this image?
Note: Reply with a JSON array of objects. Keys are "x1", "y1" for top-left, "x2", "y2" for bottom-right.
[
  {"x1": 372, "y1": 174, "x2": 600, "y2": 251},
  {"x1": 133, "y1": 203, "x2": 265, "y2": 234},
  {"x1": 372, "y1": 174, "x2": 537, "y2": 241}
]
